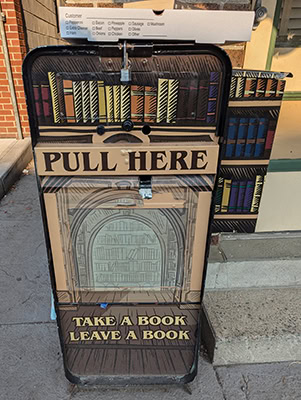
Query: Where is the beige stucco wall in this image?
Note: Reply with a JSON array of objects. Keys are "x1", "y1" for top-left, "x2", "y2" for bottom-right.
[
  {"x1": 271, "y1": 101, "x2": 301, "y2": 160},
  {"x1": 271, "y1": 48, "x2": 301, "y2": 92},
  {"x1": 256, "y1": 171, "x2": 301, "y2": 232},
  {"x1": 243, "y1": 0, "x2": 276, "y2": 70}
]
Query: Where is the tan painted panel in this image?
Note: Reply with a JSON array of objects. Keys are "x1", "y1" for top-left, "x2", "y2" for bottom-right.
[
  {"x1": 190, "y1": 192, "x2": 211, "y2": 291},
  {"x1": 272, "y1": 48, "x2": 301, "y2": 92},
  {"x1": 256, "y1": 171, "x2": 301, "y2": 232},
  {"x1": 271, "y1": 101, "x2": 301, "y2": 160},
  {"x1": 44, "y1": 194, "x2": 68, "y2": 290},
  {"x1": 35, "y1": 143, "x2": 219, "y2": 176},
  {"x1": 243, "y1": 0, "x2": 276, "y2": 70}
]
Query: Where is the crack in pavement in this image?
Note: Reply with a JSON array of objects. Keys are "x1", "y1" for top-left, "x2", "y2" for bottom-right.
[{"x1": 213, "y1": 368, "x2": 227, "y2": 400}]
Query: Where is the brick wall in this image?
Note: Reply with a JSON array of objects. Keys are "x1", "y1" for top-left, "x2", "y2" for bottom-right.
[{"x1": 0, "y1": 0, "x2": 30, "y2": 138}]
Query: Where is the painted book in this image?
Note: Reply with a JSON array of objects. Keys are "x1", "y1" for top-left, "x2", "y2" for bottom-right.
[
  {"x1": 250, "y1": 175, "x2": 264, "y2": 213},
  {"x1": 63, "y1": 80, "x2": 75, "y2": 123},
  {"x1": 90, "y1": 81, "x2": 98, "y2": 123},
  {"x1": 255, "y1": 78, "x2": 267, "y2": 98},
  {"x1": 244, "y1": 118, "x2": 258, "y2": 158},
  {"x1": 228, "y1": 180, "x2": 239, "y2": 213},
  {"x1": 276, "y1": 80, "x2": 285, "y2": 98},
  {"x1": 97, "y1": 81, "x2": 106, "y2": 123},
  {"x1": 235, "y1": 77, "x2": 245, "y2": 98},
  {"x1": 264, "y1": 120, "x2": 277, "y2": 158},
  {"x1": 206, "y1": 72, "x2": 219, "y2": 124},
  {"x1": 221, "y1": 179, "x2": 231, "y2": 213},
  {"x1": 144, "y1": 86, "x2": 157, "y2": 123},
  {"x1": 225, "y1": 117, "x2": 239, "y2": 158},
  {"x1": 236, "y1": 181, "x2": 246, "y2": 213},
  {"x1": 229, "y1": 76, "x2": 237, "y2": 98},
  {"x1": 113, "y1": 85, "x2": 121, "y2": 123},
  {"x1": 131, "y1": 85, "x2": 144, "y2": 122},
  {"x1": 33, "y1": 84, "x2": 42, "y2": 119},
  {"x1": 242, "y1": 180, "x2": 255, "y2": 212},
  {"x1": 235, "y1": 118, "x2": 248, "y2": 157},
  {"x1": 265, "y1": 78, "x2": 278, "y2": 97},
  {"x1": 105, "y1": 85, "x2": 114, "y2": 123},
  {"x1": 176, "y1": 78, "x2": 198, "y2": 122},
  {"x1": 166, "y1": 79, "x2": 179, "y2": 124},
  {"x1": 48, "y1": 72, "x2": 60, "y2": 123},
  {"x1": 121, "y1": 85, "x2": 131, "y2": 122},
  {"x1": 82, "y1": 81, "x2": 91, "y2": 123},
  {"x1": 254, "y1": 117, "x2": 268, "y2": 157},
  {"x1": 196, "y1": 79, "x2": 209, "y2": 122},
  {"x1": 215, "y1": 177, "x2": 224, "y2": 213},
  {"x1": 41, "y1": 83, "x2": 51, "y2": 121},
  {"x1": 244, "y1": 77, "x2": 257, "y2": 97}
]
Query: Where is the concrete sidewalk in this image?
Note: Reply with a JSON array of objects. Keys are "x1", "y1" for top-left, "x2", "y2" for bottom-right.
[
  {"x1": 0, "y1": 164, "x2": 301, "y2": 399},
  {"x1": 0, "y1": 138, "x2": 32, "y2": 200}
]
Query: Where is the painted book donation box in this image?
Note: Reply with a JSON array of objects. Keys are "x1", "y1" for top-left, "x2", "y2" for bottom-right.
[{"x1": 23, "y1": 43, "x2": 231, "y2": 385}]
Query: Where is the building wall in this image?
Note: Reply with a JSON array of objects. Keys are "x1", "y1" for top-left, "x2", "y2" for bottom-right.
[
  {"x1": 254, "y1": 0, "x2": 301, "y2": 232},
  {"x1": 22, "y1": 0, "x2": 65, "y2": 50},
  {"x1": 0, "y1": 0, "x2": 29, "y2": 138}
]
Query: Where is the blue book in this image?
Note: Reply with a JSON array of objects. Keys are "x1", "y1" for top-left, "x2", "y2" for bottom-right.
[
  {"x1": 244, "y1": 118, "x2": 258, "y2": 158},
  {"x1": 254, "y1": 118, "x2": 268, "y2": 157},
  {"x1": 235, "y1": 118, "x2": 248, "y2": 157},
  {"x1": 226, "y1": 117, "x2": 239, "y2": 157}
]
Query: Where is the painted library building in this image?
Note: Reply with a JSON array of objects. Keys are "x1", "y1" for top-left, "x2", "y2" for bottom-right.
[{"x1": 1, "y1": 0, "x2": 301, "y2": 235}]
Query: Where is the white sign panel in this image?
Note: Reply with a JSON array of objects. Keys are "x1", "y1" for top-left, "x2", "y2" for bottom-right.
[{"x1": 59, "y1": 7, "x2": 255, "y2": 43}]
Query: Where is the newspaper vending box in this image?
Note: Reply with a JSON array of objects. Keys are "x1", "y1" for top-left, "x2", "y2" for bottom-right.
[{"x1": 23, "y1": 43, "x2": 231, "y2": 385}]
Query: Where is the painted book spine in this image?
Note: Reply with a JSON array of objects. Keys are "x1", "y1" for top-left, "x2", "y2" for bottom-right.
[
  {"x1": 167, "y1": 79, "x2": 179, "y2": 124},
  {"x1": 120, "y1": 85, "x2": 131, "y2": 122},
  {"x1": 244, "y1": 117, "x2": 258, "y2": 158},
  {"x1": 72, "y1": 81, "x2": 83, "y2": 123},
  {"x1": 236, "y1": 181, "x2": 246, "y2": 213},
  {"x1": 105, "y1": 85, "x2": 114, "y2": 123},
  {"x1": 33, "y1": 84, "x2": 42, "y2": 118},
  {"x1": 196, "y1": 79, "x2": 209, "y2": 122},
  {"x1": 235, "y1": 117, "x2": 248, "y2": 157},
  {"x1": 263, "y1": 120, "x2": 277, "y2": 158},
  {"x1": 48, "y1": 72, "x2": 60, "y2": 123},
  {"x1": 113, "y1": 85, "x2": 121, "y2": 123},
  {"x1": 235, "y1": 77, "x2": 245, "y2": 98},
  {"x1": 250, "y1": 175, "x2": 264, "y2": 213},
  {"x1": 63, "y1": 80, "x2": 75, "y2": 123},
  {"x1": 242, "y1": 180, "x2": 255, "y2": 212},
  {"x1": 41, "y1": 83, "x2": 51, "y2": 121},
  {"x1": 206, "y1": 71, "x2": 219, "y2": 124},
  {"x1": 82, "y1": 81, "x2": 90, "y2": 123},
  {"x1": 176, "y1": 78, "x2": 198, "y2": 122},
  {"x1": 265, "y1": 78, "x2": 278, "y2": 97},
  {"x1": 89, "y1": 81, "x2": 98, "y2": 123},
  {"x1": 254, "y1": 117, "x2": 267, "y2": 157},
  {"x1": 225, "y1": 117, "x2": 239, "y2": 158},
  {"x1": 228, "y1": 180, "x2": 239, "y2": 213},
  {"x1": 221, "y1": 179, "x2": 232, "y2": 213},
  {"x1": 229, "y1": 76, "x2": 238, "y2": 98},
  {"x1": 97, "y1": 81, "x2": 106, "y2": 123},
  {"x1": 131, "y1": 85, "x2": 144, "y2": 122},
  {"x1": 215, "y1": 177, "x2": 224, "y2": 213},
  {"x1": 276, "y1": 80, "x2": 286, "y2": 98},
  {"x1": 244, "y1": 77, "x2": 257, "y2": 97},
  {"x1": 255, "y1": 78, "x2": 267, "y2": 98}
]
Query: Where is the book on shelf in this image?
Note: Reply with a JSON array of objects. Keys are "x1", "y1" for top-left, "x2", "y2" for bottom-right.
[
  {"x1": 228, "y1": 180, "x2": 239, "y2": 213},
  {"x1": 250, "y1": 175, "x2": 264, "y2": 213},
  {"x1": 255, "y1": 78, "x2": 267, "y2": 98},
  {"x1": 235, "y1": 118, "x2": 248, "y2": 157},
  {"x1": 254, "y1": 117, "x2": 268, "y2": 157},
  {"x1": 215, "y1": 177, "x2": 224, "y2": 213},
  {"x1": 242, "y1": 180, "x2": 255, "y2": 213},
  {"x1": 244, "y1": 117, "x2": 258, "y2": 158},
  {"x1": 225, "y1": 117, "x2": 239, "y2": 157},
  {"x1": 264, "y1": 120, "x2": 277, "y2": 158},
  {"x1": 236, "y1": 181, "x2": 247, "y2": 213},
  {"x1": 244, "y1": 76, "x2": 257, "y2": 97},
  {"x1": 221, "y1": 179, "x2": 232, "y2": 213}
]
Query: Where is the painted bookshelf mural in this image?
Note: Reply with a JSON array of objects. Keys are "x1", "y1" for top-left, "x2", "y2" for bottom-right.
[
  {"x1": 33, "y1": 72, "x2": 221, "y2": 126},
  {"x1": 212, "y1": 69, "x2": 289, "y2": 234}
]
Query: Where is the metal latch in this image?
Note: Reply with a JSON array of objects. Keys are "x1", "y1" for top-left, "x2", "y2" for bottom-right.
[
  {"x1": 120, "y1": 40, "x2": 131, "y2": 84},
  {"x1": 139, "y1": 176, "x2": 152, "y2": 199}
]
